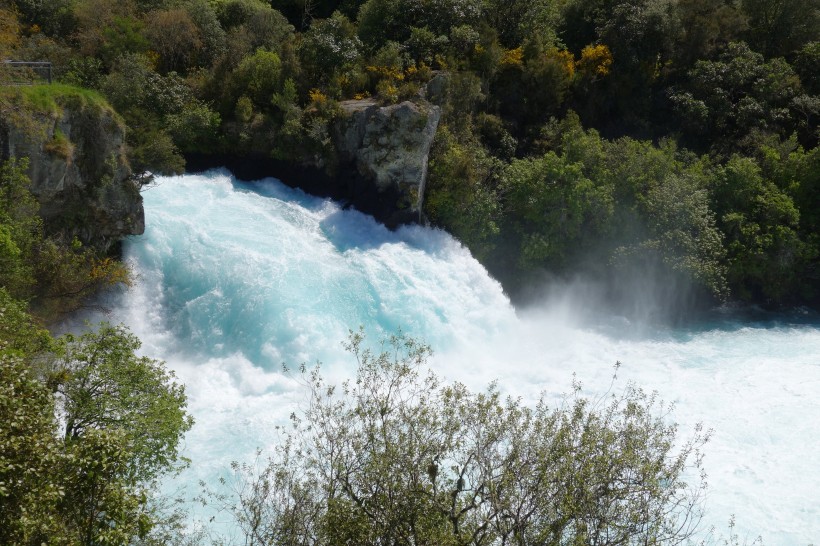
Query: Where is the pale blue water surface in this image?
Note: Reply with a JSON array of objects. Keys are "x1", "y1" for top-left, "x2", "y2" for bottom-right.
[{"x1": 99, "y1": 172, "x2": 820, "y2": 544}]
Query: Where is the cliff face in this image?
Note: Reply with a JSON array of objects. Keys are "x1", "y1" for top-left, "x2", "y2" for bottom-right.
[
  {"x1": 0, "y1": 90, "x2": 144, "y2": 252},
  {"x1": 185, "y1": 96, "x2": 442, "y2": 229},
  {"x1": 334, "y1": 99, "x2": 440, "y2": 226}
]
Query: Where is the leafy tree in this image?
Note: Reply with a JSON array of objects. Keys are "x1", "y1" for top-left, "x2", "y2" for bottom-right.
[
  {"x1": 425, "y1": 128, "x2": 502, "y2": 261},
  {"x1": 794, "y1": 41, "x2": 820, "y2": 94},
  {"x1": 57, "y1": 428, "x2": 149, "y2": 545},
  {"x1": 785, "y1": 146, "x2": 820, "y2": 302},
  {"x1": 61, "y1": 56, "x2": 105, "y2": 89},
  {"x1": 0, "y1": 353, "x2": 64, "y2": 545},
  {"x1": 0, "y1": 157, "x2": 40, "y2": 299},
  {"x1": 0, "y1": 288, "x2": 51, "y2": 355},
  {"x1": 7, "y1": 318, "x2": 192, "y2": 544},
  {"x1": 103, "y1": 55, "x2": 198, "y2": 117},
  {"x1": 784, "y1": 145, "x2": 820, "y2": 237},
  {"x1": 71, "y1": 0, "x2": 135, "y2": 60},
  {"x1": 357, "y1": 0, "x2": 482, "y2": 50},
  {"x1": 559, "y1": 0, "x2": 601, "y2": 55},
  {"x1": 1, "y1": 312, "x2": 194, "y2": 545},
  {"x1": 233, "y1": 48, "x2": 283, "y2": 107},
  {"x1": 741, "y1": 0, "x2": 820, "y2": 58},
  {"x1": 51, "y1": 323, "x2": 194, "y2": 485},
  {"x1": 0, "y1": 289, "x2": 59, "y2": 546},
  {"x1": 11, "y1": 0, "x2": 75, "y2": 37},
  {"x1": 492, "y1": 40, "x2": 576, "y2": 136},
  {"x1": 560, "y1": 0, "x2": 681, "y2": 129},
  {"x1": 166, "y1": 102, "x2": 223, "y2": 153},
  {"x1": 98, "y1": 16, "x2": 152, "y2": 70},
  {"x1": 670, "y1": 42, "x2": 805, "y2": 154},
  {"x1": 216, "y1": 0, "x2": 271, "y2": 29},
  {"x1": 672, "y1": 0, "x2": 748, "y2": 70},
  {"x1": 183, "y1": 0, "x2": 227, "y2": 67},
  {"x1": 0, "y1": 287, "x2": 63, "y2": 544},
  {"x1": 500, "y1": 151, "x2": 614, "y2": 273},
  {"x1": 711, "y1": 155, "x2": 812, "y2": 303},
  {"x1": 595, "y1": 0, "x2": 680, "y2": 72},
  {"x1": 213, "y1": 0, "x2": 295, "y2": 61},
  {"x1": 613, "y1": 169, "x2": 728, "y2": 302},
  {"x1": 714, "y1": 157, "x2": 787, "y2": 289},
  {"x1": 482, "y1": 0, "x2": 562, "y2": 48},
  {"x1": 414, "y1": 0, "x2": 483, "y2": 38},
  {"x1": 299, "y1": 11, "x2": 362, "y2": 91},
  {"x1": 486, "y1": 120, "x2": 729, "y2": 303},
  {"x1": 244, "y1": 4, "x2": 297, "y2": 51},
  {"x1": 475, "y1": 112, "x2": 517, "y2": 160},
  {"x1": 127, "y1": 129, "x2": 186, "y2": 175},
  {"x1": 436, "y1": 71, "x2": 486, "y2": 138},
  {"x1": 213, "y1": 330, "x2": 710, "y2": 546},
  {"x1": 101, "y1": 54, "x2": 193, "y2": 173},
  {"x1": 356, "y1": 0, "x2": 405, "y2": 49},
  {"x1": 406, "y1": 26, "x2": 448, "y2": 66},
  {"x1": 132, "y1": 0, "x2": 175, "y2": 12},
  {"x1": 145, "y1": 8, "x2": 204, "y2": 74},
  {"x1": 0, "y1": 7, "x2": 20, "y2": 60},
  {"x1": 448, "y1": 23, "x2": 480, "y2": 59},
  {"x1": 602, "y1": 138, "x2": 730, "y2": 303}
]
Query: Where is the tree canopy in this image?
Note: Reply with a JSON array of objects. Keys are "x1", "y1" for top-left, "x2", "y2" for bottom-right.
[
  {"x1": 3, "y1": 0, "x2": 817, "y2": 308},
  {"x1": 210, "y1": 331, "x2": 710, "y2": 546},
  {"x1": 0, "y1": 277, "x2": 193, "y2": 545}
]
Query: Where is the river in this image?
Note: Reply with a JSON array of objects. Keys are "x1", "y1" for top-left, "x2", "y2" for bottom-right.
[{"x1": 91, "y1": 171, "x2": 820, "y2": 544}]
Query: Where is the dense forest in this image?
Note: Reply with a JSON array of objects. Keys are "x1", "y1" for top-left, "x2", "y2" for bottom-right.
[
  {"x1": 1, "y1": 0, "x2": 818, "y2": 309},
  {"x1": 0, "y1": 0, "x2": 818, "y2": 543}
]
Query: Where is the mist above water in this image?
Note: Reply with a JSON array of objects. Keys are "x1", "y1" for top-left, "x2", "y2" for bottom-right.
[{"x1": 90, "y1": 172, "x2": 819, "y2": 544}]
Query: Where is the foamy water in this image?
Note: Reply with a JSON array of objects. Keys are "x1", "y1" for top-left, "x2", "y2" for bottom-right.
[{"x1": 96, "y1": 172, "x2": 819, "y2": 544}]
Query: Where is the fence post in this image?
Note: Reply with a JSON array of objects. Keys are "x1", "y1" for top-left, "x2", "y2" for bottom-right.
[{"x1": 1, "y1": 61, "x2": 53, "y2": 85}]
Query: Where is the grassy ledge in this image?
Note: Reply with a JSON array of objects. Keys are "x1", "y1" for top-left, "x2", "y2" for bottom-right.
[{"x1": 0, "y1": 83, "x2": 114, "y2": 117}]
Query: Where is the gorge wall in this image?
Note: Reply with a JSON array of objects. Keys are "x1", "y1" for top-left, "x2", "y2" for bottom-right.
[
  {"x1": 186, "y1": 97, "x2": 442, "y2": 229},
  {"x1": 0, "y1": 89, "x2": 144, "y2": 252},
  {"x1": 332, "y1": 98, "x2": 441, "y2": 227}
]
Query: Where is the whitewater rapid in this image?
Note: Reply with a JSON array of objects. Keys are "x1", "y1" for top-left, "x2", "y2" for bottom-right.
[{"x1": 95, "y1": 172, "x2": 819, "y2": 544}]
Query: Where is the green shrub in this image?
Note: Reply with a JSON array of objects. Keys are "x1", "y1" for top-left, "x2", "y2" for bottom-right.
[{"x1": 212, "y1": 330, "x2": 710, "y2": 546}]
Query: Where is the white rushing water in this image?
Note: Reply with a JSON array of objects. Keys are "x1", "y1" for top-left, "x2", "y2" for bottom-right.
[{"x1": 94, "y1": 172, "x2": 819, "y2": 544}]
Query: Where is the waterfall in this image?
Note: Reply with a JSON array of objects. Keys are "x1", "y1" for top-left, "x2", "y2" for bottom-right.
[{"x1": 88, "y1": 171, "x2": 820, "y2": 544}]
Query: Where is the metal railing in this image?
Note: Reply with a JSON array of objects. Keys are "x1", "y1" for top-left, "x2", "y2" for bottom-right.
[{"x1": 1, "y1": 61, "x2": 52, "y2": 85}]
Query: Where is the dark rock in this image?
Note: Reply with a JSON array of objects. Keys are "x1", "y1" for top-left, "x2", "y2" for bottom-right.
[
  {"x1": 333, "y1": 99, "x2": 441, "y2": 226},
  {"x1": 0, "y1": 95, "x2": 144, "y2": 252},
  {"x1": 187, "y1": 97, "x2": 442, "y2": 230}
]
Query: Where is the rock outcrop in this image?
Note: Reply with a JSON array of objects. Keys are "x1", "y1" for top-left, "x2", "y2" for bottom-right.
[
  {"x1": 0, "y1": 90, "x2": 144, "y2": 252},
  {"x1": 333, "y1": 98, "x2": 440, "y2": 227}
]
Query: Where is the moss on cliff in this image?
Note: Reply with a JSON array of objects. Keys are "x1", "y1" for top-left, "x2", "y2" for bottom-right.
[
  {"x1": 0, "y1": 83, "x2": 111, "y2": 114},
  {"x1": 0, "y1": 84, "x2": 115, "y2": 142}
]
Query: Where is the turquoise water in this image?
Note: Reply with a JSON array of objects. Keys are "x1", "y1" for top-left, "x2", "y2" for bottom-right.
[{"x1": 102, "y1": 172, "x2": 820, "y2": 544}]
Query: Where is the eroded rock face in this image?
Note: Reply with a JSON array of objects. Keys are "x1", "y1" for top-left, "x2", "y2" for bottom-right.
[
  {"x1": 1, "y1": 98, "x2": 144, "y2": 252},
  {"x1": 334, "y1": 99, "x2": 440, "y2": 225}
]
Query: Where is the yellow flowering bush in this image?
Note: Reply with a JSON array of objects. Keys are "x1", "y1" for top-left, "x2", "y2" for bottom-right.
[
  {"x1": 500, "y1": 47, "x2": 524, "y2": 67},
  {"x1": 309, "y1": 88, "x2": 328, "y2": 105},
  {"x1": 577, "y1": 44, "x2": 614, "y2": 77}
]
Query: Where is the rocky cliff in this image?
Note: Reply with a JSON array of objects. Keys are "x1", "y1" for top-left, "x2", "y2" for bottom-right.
[
  {"x1": 0, "y1": 87, "x2": 144, "y2": 252},
  {"x1": 333, "y1": 98, "x2": 440, "y2": 227}
]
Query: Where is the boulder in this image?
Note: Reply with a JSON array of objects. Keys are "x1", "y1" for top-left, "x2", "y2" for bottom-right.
[{"x1": 334, "y1": 98, "x2": 440, "y2": 226}]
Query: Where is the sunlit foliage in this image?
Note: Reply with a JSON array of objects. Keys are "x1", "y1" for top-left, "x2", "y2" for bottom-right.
[
  {"x1": 0, "y1": 297, "x2": 192, "y2": 545},
  {"x1": 1, "y1": 0, "x2": 817, "y2": 307},
  {"x1": 210, "y1": 330, "x2": 710, "y2": 546}
]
